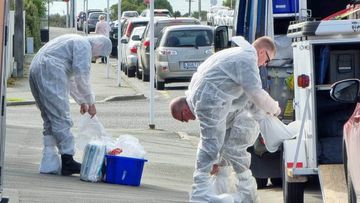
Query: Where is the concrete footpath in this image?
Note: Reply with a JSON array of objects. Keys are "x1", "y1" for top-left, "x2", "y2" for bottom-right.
[{"x1": 2, "y1": 58, "x2": 198, "y2": 202}]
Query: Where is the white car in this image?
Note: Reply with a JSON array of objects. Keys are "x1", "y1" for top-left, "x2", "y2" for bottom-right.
[{"x1": 121, "y1": 26, "x2": 146, "y2": 77}]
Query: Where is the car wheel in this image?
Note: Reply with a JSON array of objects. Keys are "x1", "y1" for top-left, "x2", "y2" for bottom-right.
[
  {"x1": 271, "y1": 178, "x2": 282, "y2": 187},
  {"x1": 343, "y1": 142, "x2": 357, "y2": 203},
  {"x1": 136, "y1": 66, "x2": 142, "y2": 79},
  {"x1": 142, "y1": 71, "x2": 149, "y2": 82},
  {"x1": 127, "y1": 67, "x2": 135, "y2": 77},
  {"x1": 256, "y1": 178, "x2": 268, "y2": 189},
  {"x1": 156, "y1": 80, "x2": 165, "y2": 90}
]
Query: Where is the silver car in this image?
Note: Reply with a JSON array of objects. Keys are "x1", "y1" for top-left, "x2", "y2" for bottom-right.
[
  {"x1": 154, "y1": 25, "x2": 214, "y2": 90},
  {"x1": 121, "y1": 26, "x2": 146, "y2": 77}
]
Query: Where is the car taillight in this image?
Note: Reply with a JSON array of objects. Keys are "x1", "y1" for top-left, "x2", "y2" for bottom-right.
[
  {"x1": 297, "y1": 74, "x2": 310, "y2": 88},
  {"x1": 287, "y1": 162, "x2": 303, "y2": 168},
  {"x1": 159, "y1": 49, "x2": 177, "y2": 55},
  {"x1": 130, "y1": 46, "x2": 137, "y2": 54},
  {"x1": 143, "y1": 40, "x2": 150, "y2": 48},
  {"x1": 126, "y1": 23, "x2": 133, "y2": 37}
]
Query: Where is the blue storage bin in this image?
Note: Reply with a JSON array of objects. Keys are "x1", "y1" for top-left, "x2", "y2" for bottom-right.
[
  {"x1": 105, "y1": 155, "x2": 147, "y2": 186},
  {"x1": 273, "y1": 0, "x2": 299, "y2": 14}
]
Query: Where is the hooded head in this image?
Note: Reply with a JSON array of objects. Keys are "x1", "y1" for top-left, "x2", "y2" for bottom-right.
[{"x1": 86, "y1": 35, "x2": 112, "y2": 57}]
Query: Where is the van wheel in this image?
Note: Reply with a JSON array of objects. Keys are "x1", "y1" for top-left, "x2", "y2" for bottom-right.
[
  {"x1": 256, "y1": 178, "x2": 268, "y2": 189},
  {"x1": 282, "y1": 158, "x2": 304, "y2": 202},
  {"x1": 156, "y1": 81, "x2": 165, "y2": 90}
]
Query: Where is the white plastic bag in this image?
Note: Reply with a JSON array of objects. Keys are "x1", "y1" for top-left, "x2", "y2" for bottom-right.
[
  {"x1": 111, "y1": 135, "x2": 146, "y2": 159},
  {"x1": 211, "y1": 166, "x2": 238, "y2": 195},
  {"x1": 75, "y1": 114, "x2": 111, "y2": 151},
  {"x1": 259, "y1": 114, "x2": 300, "y2": 152}
]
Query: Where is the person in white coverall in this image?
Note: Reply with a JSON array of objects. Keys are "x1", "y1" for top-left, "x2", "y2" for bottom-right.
[
  {"x1": 170, "y1": 36, "x2": 280, "y2": 203},
  {"x1": 95, "y1": 15, "x2": 110, "y2": 63},
  {"x1": 29, "y1": 34, "x2": 111, "y2": 176}
]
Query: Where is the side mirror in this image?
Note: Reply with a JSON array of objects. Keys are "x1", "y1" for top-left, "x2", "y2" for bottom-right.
[
  {"x1": 330, "y1": 79, "x2": 360, "y2": 103},
  {"x1": 121, "y1": 38, "x2": 128, "y2": 44},
  {"x1": 214, "y1": 26, "x2": 229, "y2": 52},
  {"x1": 132, "y1": 35, "x2": 141, "y2": 41}
]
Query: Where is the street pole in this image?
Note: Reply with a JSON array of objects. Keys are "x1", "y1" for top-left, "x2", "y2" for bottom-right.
[
  {"x1": 0, "y1": 0, "x2": 9, "y2": 202},
  {"x1": 149, "y1": 0, "x2": 155, "y2": 129},
  {"x1": 188, "y1": 0, "x2": 191, "y2": 17},
  {"x1": 198, "y1": 0, "x2": 201, "y2": 21},
  {"x1": 105, "y1": 0, "x2": 110, "y2": 79},
  {"x1": 117, "y1": 0, "x2": 122, "y2": 86},
  {"x1": 66, "y1": 1, "x2": 69, "y2": 28}
]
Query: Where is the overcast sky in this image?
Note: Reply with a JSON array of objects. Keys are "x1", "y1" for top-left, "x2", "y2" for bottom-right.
[{"x1": 49, "y1": 0, "x2": 224, "y2": 16}]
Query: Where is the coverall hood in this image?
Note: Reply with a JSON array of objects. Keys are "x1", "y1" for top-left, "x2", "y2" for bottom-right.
[{"x1": 86, "y1": 35, "x2": 112, "y2": 57}]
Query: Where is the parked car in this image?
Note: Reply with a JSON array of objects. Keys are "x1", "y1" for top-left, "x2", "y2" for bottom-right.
[
  {"x1": 77, "y1": 9, "x2": 102, "y2": 31},
  {"x1": 330, "y1": 79, "x2": 360, "y2": 202},
  {"x1": 119, "y1": 18, "x2": 149, "y2": 71},
  {"x1": 110, "y1": 17, "x2": 148, "y2": 57},
  {"x1": 140, "y1": 9, "x2": 172, "y2": 17},
  {"x1": 122, "y1": 10, "x2": 139, "y2": 19},
  {"x1": 154, "y1": 25, "x2": 214, "y2": 90},
  {"x1": 87, "y1": 12, "x2": 107, "y2": 33},
  {"x1": 109, "y1": 19, "x2": 127, "y2": 56},
  {"x1": 206, "y1": 6, "x2": 229, "y2": 26},
  {"x1": 121, "y1": 26, "x2": 146, "y2": 77},
  {"x1": 138, "y1": 17, "x2": 200, "y2": 81}
]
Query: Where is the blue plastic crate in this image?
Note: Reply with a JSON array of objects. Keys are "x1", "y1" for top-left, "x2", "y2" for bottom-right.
[
  {"x1": 273, "y1": 0, "x2": 299, "y2": 14},
  {"x1": 105, "y1": 155, "x2": 147, "y2": 186}
]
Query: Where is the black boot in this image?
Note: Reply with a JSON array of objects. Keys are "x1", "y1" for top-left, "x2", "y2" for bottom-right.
[{"x1": 61, "y1": 154, "x2": 81, "y2": 176}]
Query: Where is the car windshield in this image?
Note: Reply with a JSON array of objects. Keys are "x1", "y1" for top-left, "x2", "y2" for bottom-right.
[
  {"x1": 165, "y1": 30, "x2": 213, "y2": 47},
  {"x1": 123, "y1": 12, "x2": 138, "y2": 17},
  {"x1": 90, "y1": 13, "x2": 106, "y2": 20}
]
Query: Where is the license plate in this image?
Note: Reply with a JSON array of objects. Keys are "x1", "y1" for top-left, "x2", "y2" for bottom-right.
[{"x1": 183, "y1": 61, "x2": 200, "y2": 70}]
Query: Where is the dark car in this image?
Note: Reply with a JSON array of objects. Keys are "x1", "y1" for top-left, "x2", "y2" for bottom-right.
[
  {"x1": 87, "y1": 12, "x2": 107, "y2": 33},
  {"x1": 77, "y1": 9, "x2": 102, "y2": 31},
  {"x1": 330, "y1": 79, "x2": 360, "y2": 202}
]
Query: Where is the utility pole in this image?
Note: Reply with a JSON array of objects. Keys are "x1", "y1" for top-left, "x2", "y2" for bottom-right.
[
  {"x1": 14, "y1": 0, "x2": 24, "y2": 78},
  {"x1": 198, "y1": 0, "x2": 201, "y2": 21},
  {"x1": 188, "y1": 0, "x2": 191, "y2": 17}
]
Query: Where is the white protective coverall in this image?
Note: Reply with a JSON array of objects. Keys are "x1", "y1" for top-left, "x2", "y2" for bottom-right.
[
  {"x1": 29, "y1": 34, "x2": 111, "y2": 173},
  {"x1": 185, "y1": 37, "x2": 280, "y2": 203}
]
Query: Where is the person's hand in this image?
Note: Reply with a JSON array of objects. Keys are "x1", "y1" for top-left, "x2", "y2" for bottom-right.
[
  {"x1": 274, "y1": 106, "x2": 281, "y2": 117},
  {"x1": 88, "y1": 104, "x2": 97, "y2": 118},
  {"x1": 80, "y1": 104, "x2": 88, "y2": 114},
  {"x1": 210, "y1": 164, "x2": 219, "y2": 175}
]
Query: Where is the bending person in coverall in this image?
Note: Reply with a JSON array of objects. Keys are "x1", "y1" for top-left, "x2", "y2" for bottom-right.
[
  {"x1": 29, "y1": 34, "x2": 111, "y2": 176},
  {"x1": 170, "y1": 36, "x2": 280, "y2": 203}
]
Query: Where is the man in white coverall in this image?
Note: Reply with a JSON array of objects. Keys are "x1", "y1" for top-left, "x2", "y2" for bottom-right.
[
  {"x1": 29, "y1": 34, "x2": 112, "y2": 176},
  {"x1": 170, "y1": 36, "x2": 280, "y2": 203}
]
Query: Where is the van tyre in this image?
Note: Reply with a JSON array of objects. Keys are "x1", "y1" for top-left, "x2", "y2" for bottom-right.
[
  {"x1": 256, "y1": 178, "x2": 268, "y2": 189},
  {"x1": 282, "y1": 156, "x2": 304, "y2": 202}
]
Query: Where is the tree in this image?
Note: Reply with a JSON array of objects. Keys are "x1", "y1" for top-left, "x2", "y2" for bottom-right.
[
  {"x1": 154, "y1": 0, "x2": 173, "y2": 14},
  {"x1": 223, "y1": 0, "x2": 236, "y2": 9},
  {"x1": 24, "y1": 0, "x2": 46, "y2": 51},
  {"x1": 191, "y1": 11, "x2": 207, "y2": 21},
  {"x1": 173, "y1": 11, "x2": 181, "y2": 17}
]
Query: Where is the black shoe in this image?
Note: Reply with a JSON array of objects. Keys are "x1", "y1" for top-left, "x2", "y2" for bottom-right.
[{"x1": 61, "y1": 154, "x2": 81, "y2": 176}]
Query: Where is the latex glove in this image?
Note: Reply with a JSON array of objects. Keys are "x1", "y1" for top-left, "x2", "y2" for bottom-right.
[
  {"x1": 80, "y1": 104, "x2": 88, "y2": 114},
  {"x1": 274, "y1": 106, "x2": 281, "y2": 117},
  {"x1": 88, "y1": 104, "x2": 97, "y2": 118}
]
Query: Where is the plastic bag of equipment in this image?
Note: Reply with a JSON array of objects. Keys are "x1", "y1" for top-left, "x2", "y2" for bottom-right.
[
  {"x1": 75, "y1": 114, "x2": 111, "y2": 151},
  {"x1": 259, "y1": 114, "x2": 300, "y2": 152},
  {"x1": 80, "y1": 140, "x2": 107, "y2": 182},
  {"x1": 107, "y1": 135, "x2": 146, "y2": 159},
  {"x1": 211, "y1": 165, "x2": 238, "y2": 195}
]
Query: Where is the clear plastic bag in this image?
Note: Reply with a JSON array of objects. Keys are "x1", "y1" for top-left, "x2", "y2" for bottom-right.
[
  {"x1": 259, "y1": 114, "x2": 300, "y2": 152},
  {"x1": 80, "y1": 140, "x2": 106, "y2": 182},
  {"x1": 109, "y1": 135, "x2": 146, "y2": 159},
  {"x1": 211, "y1": 166, "x2": 238, "y2": 195}
]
